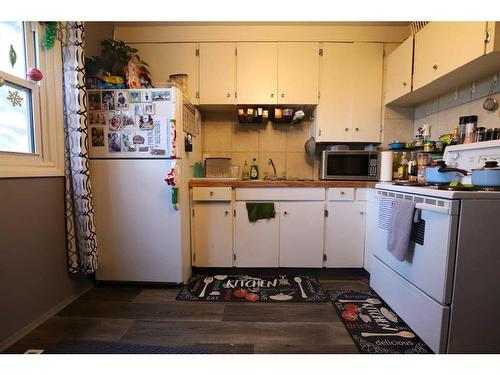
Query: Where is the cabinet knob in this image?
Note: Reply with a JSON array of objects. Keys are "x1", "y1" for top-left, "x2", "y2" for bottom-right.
[
  {"x1": 226, "y1": 93, "x2": 231, "y2": 98},
  {"x1": 355, "y1": 127, "x2": 359, "y2": 132},
  {"x1": 340, "y1": 191, "x2": 345, "y2": 195},
  {"x1": 360, "y1": 211, "x2": 365, "y2": 215},
  {"x1": 224, "y1": 210, "x2": 229, "y2": 216},
  {"x1": 345, "y1": 128, "x2": 349, "y2": 132},
  {"x1": 281, "y1": 93, "x2": 285, "y2": 98},
  {"x1": 402, "y1": 81, "x2": 407, "y2": 87},
  {"x1": 283, "y1": 211, "x2": 288, "y2": 215},
  {"x1": 271, "y1": 93, "x2": 274, "y2": 98},
  {"x1": 433, "y1": 64, "x2": 438, "y2": 70},
  {"x1": 209, "y1": 191, "x2": 214, "y2": 196}
]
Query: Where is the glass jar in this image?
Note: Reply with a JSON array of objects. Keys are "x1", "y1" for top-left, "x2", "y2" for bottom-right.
[
  {"x1": 424, "y1": 141, "x2": 435, "y2": 152},
  {"x1": 475, "y1": 127, "x2": 486, "y2": 142}
]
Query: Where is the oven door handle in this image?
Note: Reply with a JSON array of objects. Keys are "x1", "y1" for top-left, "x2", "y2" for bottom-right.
[{"x1": 415, "y1": 202, "x2": 450, "y2": 215}]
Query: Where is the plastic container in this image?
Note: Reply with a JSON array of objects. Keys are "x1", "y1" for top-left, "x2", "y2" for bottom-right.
[
  {"x1": 168, "y1": 74, "x2": 188, "y2": 93},
  {"x1": 463, "y1": 115, "x2": 478, "y2": 144}
]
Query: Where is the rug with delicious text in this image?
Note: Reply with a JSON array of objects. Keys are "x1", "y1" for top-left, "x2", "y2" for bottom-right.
[
  {"x1": 177, "y1": 274, "x2": 327, "y2": 302},
  {"x1": 328, "y1": 289, "x2": 433, "y2": 354}
]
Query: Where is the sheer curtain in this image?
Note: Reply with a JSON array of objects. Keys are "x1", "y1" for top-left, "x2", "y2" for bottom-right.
[{"x1": 61, "y1": 21, "x2": 98, "y2": 274}]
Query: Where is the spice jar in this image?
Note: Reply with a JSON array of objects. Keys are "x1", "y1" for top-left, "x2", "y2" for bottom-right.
[
  {"x1": 458, "y1": 116, "x2": 467, "y2": 144},
  {"x1": 475, "y1": 127, "x2": 486, "y2": 142},
  {"x1": 424, "y1": 141, "x2": 435, "y2": 152}
]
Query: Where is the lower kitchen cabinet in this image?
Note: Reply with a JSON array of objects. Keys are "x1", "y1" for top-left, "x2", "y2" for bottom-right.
[
  {"x1": 234, "y1": 201, "x2": 280, "y2": 267},
  {"x1": 279, "y1": 202, "x2": 325, "y2": 268},
  {"x1": 192, "y1": 200, "x2": 233, "y2": 267},
  {"x1": 325, "y1": 201, "x2": 366, "y2": 267}
]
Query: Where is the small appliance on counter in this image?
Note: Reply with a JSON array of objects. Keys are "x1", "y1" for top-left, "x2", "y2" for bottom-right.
[{"x1": 321, "y1": 150, "x2": 380, "y2": 180}]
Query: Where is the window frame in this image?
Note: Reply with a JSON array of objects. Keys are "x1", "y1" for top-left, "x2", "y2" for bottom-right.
[{"x1": 0, "y1": 22, "x2": 65, "y2": 178}]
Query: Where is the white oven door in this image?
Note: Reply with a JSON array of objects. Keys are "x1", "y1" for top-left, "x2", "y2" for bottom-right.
[{"x1": 372, "y1": 190, "x2": 459, "y2": 304}]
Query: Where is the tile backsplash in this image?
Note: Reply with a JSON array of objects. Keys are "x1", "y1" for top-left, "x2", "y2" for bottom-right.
[
  {"x1": 413, "y1": 73, "x2": 500, "y2": 137},
  {"x1": 201, "y1": 112, "x2": 317, "y2": 180}
]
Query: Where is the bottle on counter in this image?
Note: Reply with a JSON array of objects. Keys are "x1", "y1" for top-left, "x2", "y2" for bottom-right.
[
  {"x1": 458, "y1": 116, "x2": 467, "y2": 144},
  {"x1": 397, "y1": 152, "x2": 409, "y2": 180},
  {"x1": 408, "y1": 152, "x2": 418, "y2": 182},
  {"x1": 392, "y1": 151, "x2": 400, "y2": 180},
  {"x1": 450, "y1": 126, "x2": 459, "y2": 146},
  {"x1": 242, "y1": 160, "x2": 250, "y2": 180},
  {"x1": 464, "y1": 115, "x2": 478, "y2": 144},
  {"x1": 250, "y1": 158, "x2": 259, "y2": 180}
]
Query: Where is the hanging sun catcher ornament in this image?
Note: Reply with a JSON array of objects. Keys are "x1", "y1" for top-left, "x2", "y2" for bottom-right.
[
  {"x1": 9, "y1": 44, "x2": 17, "y2": 68},
  {"x1": 7, "y1": 90, "x2": 23, "y2": 107}
]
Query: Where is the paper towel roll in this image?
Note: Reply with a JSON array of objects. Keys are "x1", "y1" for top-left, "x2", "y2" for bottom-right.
[{"x1": 379, "y1": 151, "x2": 393, "y2": 182}]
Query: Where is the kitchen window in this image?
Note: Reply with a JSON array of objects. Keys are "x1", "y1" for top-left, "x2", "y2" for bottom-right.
[{"x1": 0, "y1": 21, "x2": 64, "y2": 177}]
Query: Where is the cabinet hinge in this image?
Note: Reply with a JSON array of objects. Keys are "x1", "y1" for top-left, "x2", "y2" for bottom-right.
[
  {"x1": 193, "y1": 253, "x2": 196, "y2": 262},
  {"x1": 485, "y1": 29, "x2": 492, "y2": 43},
  {"x1": 235, "y1": 92, "x2": 238, "y2": 99},
  {"x1": 324, "y1": 209, "x2": 328, "y2": 217},
  {"x1": 318, "y1": 91, "x2": 320, "y2": 99},
  {"x1": 235, "y1": 48, "x2": 238, "y2": 56},
  {"x1": 233, "y1": 209, "x2": 236, "y2": 217},
  {"x1": 195, "y1": 48, "x2": 199, "y2": 56},
  {"x1": 323, "y1": 254, "x2": 327, "y2": 262},
  {"x1": 192, "y1": 209, "x2": 195, "y2": 217},
  {"x1": 233, "y1": 253, "x2": 236, "y2": 261},
  {"x1": 196, "y1": 91, "x2": 200, "y2": 99},
  {"x1": 319, "y1": 48, "x2": 323, "y2": 56}
]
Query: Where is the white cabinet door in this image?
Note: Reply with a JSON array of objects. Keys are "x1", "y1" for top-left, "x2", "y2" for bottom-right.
[
  {"x1": 192, "y1": 202, "x2": 233, "y2": 267},
  {"x1": 236, "y1": 42, "x2": 278, "y2": 104},
  {"x1": 279, "y1": 202, "x2": 325, "y2": 268},
  {"x1": 325, "y1": 201, "x2": 366, "y2": 268},
  {"x1": 234, "y1": 201, "x2": 280, "y2": 267},
  {"x1": 315, "y1": 43, "x2": 353, "y2": 142},
  {"x1": 278, "y1": 42, "x2": 320, "y2": 104},
  {"x1": 351, "y1": 43, "x2": 383, "y2": 143},
  {"x1": 384, "y1": 37, "x2": 414, "y2": 104},
  {"x1": 413, "y1": 22, "x2": 487, "y2": 90},
  {"x1": 129, "y1": 43, "x2": 199, "y2": 103},
  {"x1": 199, "y1": 43, "x2": 236, "y2": 104}
]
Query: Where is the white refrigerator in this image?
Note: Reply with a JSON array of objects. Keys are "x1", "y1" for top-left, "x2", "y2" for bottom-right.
[{"x1": 88, "y1": 87, "x2": 201, "y2": 284}]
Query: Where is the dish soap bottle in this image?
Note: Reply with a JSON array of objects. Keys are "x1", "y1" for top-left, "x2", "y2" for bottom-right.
[
  {"x1": 242, "y1": 161, "x2": 250, "y2": 180},
  {"x1": 398, "y1": 152, "x2": 409, "y2": 180},
  {"x1": 250, "y1": 158, "x2": 259, "y2": 180}
]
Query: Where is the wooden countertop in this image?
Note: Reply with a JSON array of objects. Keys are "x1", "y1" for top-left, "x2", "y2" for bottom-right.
[{"x1": 189, "y1": 179, "x2": 377, "y2": 188}]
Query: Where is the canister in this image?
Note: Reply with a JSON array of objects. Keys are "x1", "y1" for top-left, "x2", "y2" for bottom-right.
[{"x1": 464, "y1": 115, "x2": 478, "y2": 144}]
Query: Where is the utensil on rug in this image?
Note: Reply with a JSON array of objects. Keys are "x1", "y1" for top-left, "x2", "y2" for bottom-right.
[
  {"x1": 361, "y1": 330, "x2": 415, "y2": 338},
  {"x1": 199, "y1": 276, "x2": 213, "y2": 298},
  {"x1": 339, "y1": 298, "x2": 382, "y2": 305},
  {"x1": 269, "y1": 292, "x2": 294, "y2": 301},
  {"x1": 359, "y1": 313, "x2": 372, "y2": 323},
  {"x1": 294, "y1": 276, "x2": 307, "y2": 298},
  {"x1": 380, "y1": 307, "x2": 398, "y2": 323}
]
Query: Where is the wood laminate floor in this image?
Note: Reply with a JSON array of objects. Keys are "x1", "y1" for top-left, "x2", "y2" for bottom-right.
[{"x1": 4, "y1": 274, "x2": 369, "y2": 354}]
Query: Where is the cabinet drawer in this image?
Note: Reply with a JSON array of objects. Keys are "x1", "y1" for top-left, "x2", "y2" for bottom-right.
[
  {"x1": 192, "y1": 187, "x2": 232, "y2": 201},
  {"x1": 328, "y1": 188, "x2": 355, "y2": 201}
]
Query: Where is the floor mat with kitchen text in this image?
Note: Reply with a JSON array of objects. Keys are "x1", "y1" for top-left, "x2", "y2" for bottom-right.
[
  {"x1": 177, "y1": 274, "x2": 327, "y2": 302},
  {"x1": 328, "y1": 289, "x2": 433, "y2": 354}
]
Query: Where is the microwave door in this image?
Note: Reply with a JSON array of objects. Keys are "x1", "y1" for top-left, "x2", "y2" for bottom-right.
[{"x1": 324, "y1": 153, "x2": 372, "y2": 180}]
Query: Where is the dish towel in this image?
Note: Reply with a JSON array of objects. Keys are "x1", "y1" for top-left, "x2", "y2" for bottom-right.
[
  {"x1": 246, "y1": 202, "x2": 276, "y2": 223},
  {"x1": 387, "y1": 198, "x2": 416, "y2": 261}
]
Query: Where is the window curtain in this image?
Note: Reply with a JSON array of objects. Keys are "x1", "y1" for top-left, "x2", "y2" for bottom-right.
[{"x1": 61, "y1": 21, "x2": 98, "y2": 274}]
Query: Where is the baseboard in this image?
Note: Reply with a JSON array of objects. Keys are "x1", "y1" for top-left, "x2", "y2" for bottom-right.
[{"x1": 0, "y1": 284, "x2": 93, "y2": 353}]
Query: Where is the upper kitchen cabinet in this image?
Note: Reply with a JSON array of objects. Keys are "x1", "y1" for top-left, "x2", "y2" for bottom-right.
[
  {"x1": 236, "y1": 42, "x2": 278, "y2": 104},
  {"x1": 129, "y1": 43, "x2": 199, "y2": 104},
  {"x1": 413, "y1": 22, "x2": 487, "y2": 91},
  {"x1": 315, "y1": 42, "x2": 383, "y2": 143},
  {"x1": 384, "y1": 37, "x2": 414, "y2": 105},
  {"x1": 199, "y1": 43, "x2": 236, "y2": 104},
  {"x1": 277, "y1": 42, "x2": 320, "y2": 104}
]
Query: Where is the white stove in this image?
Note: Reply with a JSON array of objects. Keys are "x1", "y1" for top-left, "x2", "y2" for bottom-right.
[{"x1": 370, "y1": 140, "x2": 500, "y2": 354}]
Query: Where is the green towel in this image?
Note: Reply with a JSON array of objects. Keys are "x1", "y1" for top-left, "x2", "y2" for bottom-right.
[{"x1": 246, "y1": 202, "x2": 276, "y2": 223}]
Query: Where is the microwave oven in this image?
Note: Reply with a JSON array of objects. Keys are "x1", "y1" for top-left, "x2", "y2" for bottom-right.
[{"x1": 321, "y1": 150, "x2": 380, "y2": 180}]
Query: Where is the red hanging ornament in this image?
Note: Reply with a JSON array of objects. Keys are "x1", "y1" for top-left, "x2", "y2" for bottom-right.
[{"x1": 27, "y1": 67, "x2": 43, "y2": 82}]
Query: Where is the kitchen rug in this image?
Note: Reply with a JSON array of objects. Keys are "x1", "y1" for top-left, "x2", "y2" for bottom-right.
[
  {"x1": 328, "y1": 289, "x2": 433, "y2": 354},
  {"x1": 177, "y1": 274, "x2": 328, "y2": 302}
]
